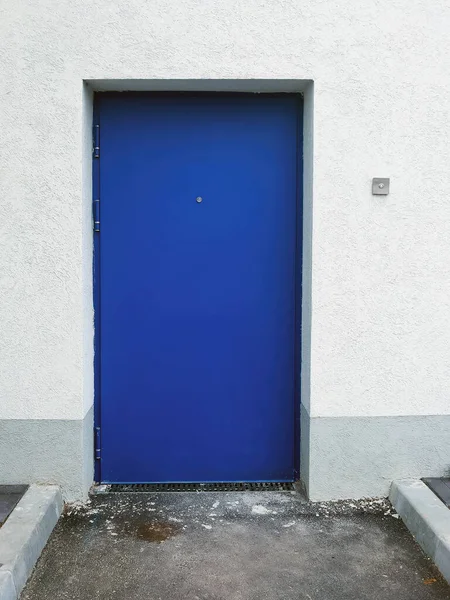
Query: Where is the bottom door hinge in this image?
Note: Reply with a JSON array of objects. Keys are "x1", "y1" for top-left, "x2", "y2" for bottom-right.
[{"x1": 95, "y1": 426, "x2": 101, "y2": 460}]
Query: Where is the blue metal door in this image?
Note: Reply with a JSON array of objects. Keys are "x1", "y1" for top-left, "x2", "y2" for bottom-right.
[{"x1": 96, "y1": 93, "x2": 300, "y2": 483}]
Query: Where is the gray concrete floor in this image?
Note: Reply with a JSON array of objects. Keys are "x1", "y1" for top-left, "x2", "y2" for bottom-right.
[{"x1": 21, "y1": 491, "x2": 450, "y2": 600}]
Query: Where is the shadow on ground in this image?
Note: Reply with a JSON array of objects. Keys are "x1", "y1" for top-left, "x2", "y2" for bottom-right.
[{"x1": 21, "y1": 491, "x2": 450, "y2": 600}]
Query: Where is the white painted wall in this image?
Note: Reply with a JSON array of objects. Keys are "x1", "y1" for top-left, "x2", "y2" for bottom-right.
[{"x1": 0, "y1": 0, "x2": 450, "y2": 422}]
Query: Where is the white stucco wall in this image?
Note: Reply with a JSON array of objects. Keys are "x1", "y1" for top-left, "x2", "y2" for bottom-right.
[{"x1": 1, "y1": 0, "x2": 450, "y2": 426}]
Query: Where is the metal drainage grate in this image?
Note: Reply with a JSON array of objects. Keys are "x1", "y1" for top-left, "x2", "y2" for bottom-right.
[
  {"x1": 106, "y1": 482, "x2": 295, "y2": 493},
  {"x1": 422, "y1": 478, "x2": 450, "y2": 508}
]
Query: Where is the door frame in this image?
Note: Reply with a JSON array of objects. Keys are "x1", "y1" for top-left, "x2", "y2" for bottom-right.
[{"x1": 92, "y1": 91, "x2": 303, "y2": 483}]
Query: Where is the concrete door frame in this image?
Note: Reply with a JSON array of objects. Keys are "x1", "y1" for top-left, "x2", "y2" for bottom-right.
[{"x1": 83, "y1": 78, "x2": 315, "y2": 496}]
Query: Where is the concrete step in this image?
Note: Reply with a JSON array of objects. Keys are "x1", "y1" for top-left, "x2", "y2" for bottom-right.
[
  {"x1": 0, "y1": 485, "x2": 63, "y2": 600},
  {"x1": 390, "y1": 479, "x2": 450, "y2": 584}
]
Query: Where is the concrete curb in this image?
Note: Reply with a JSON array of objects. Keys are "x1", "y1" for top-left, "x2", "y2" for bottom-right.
[
  {"x1": 0, "y1": 485, "x2": 63, "y2": 600},
  {"x1": 390, "y1": 479, "x2": 450, "y2": 584}
]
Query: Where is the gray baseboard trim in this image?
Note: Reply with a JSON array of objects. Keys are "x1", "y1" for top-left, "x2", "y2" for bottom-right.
[
  {"x1": 0, "y1": 485, "x2": 63, "y2": 600},
  {"x1": 300, "y1": 406, "x2": 450, "y2": 501},
  {"x1": 3, "y1": 406, "x2": 449, "y2": 503},
  {"x1": 0, "y1": 408, "x2": 93, "y2": 502}
]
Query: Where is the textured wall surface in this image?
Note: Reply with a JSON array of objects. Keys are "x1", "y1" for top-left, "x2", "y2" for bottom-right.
[{"x1": 0, "y1": 0, "x2": 450, "y2": 496}]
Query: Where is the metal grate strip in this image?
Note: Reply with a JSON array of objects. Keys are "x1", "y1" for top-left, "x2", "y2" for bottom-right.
[
  {"x1": 422, "y1": 477, "x2": 450, "y2": 508},
  {"x1": 104, "y1": 482, "x2": 295, "y2": 493}
]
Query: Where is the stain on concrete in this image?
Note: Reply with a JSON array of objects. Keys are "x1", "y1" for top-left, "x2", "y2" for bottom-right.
[{"x1": 133, "y1": 520, "x2": 180, "y2": 543}]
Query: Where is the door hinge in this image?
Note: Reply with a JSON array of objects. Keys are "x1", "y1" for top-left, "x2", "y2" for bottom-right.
[
  {"x1": 95, "y1": 427, "x2": 101, "y2": 460},
  {"x1": 93, "y1": 199, "x2": 100, "y2": 232},
  {"x1": 93, "y1": 124, "x2": 100, "y2": 158}
]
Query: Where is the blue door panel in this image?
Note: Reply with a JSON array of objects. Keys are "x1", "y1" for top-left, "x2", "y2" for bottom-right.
[{"x1": 98, "y1": 93, "x2": 300, "y2": 483}]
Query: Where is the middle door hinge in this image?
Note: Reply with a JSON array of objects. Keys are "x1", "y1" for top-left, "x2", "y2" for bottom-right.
[{"x1": 93, "y1": 199, "x2": 100, "y2": 232}]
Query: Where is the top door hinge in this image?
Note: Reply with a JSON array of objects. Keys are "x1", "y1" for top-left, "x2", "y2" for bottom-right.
[{"x1": 93, "y1": 124, "x2": 100, "y2": 158}]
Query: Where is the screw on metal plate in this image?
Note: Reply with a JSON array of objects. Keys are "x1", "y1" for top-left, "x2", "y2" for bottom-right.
[
  {"x1": 372, "y1": 178, "x2": 390, "y2": 195},
  {"x1": 196, "y1": 196, "x2": 203, "y2": 203}
]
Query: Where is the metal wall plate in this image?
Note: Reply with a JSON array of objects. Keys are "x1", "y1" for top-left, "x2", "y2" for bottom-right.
[{"x1": 372, "y1": 178, "x2": 390, "y2": 195}]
